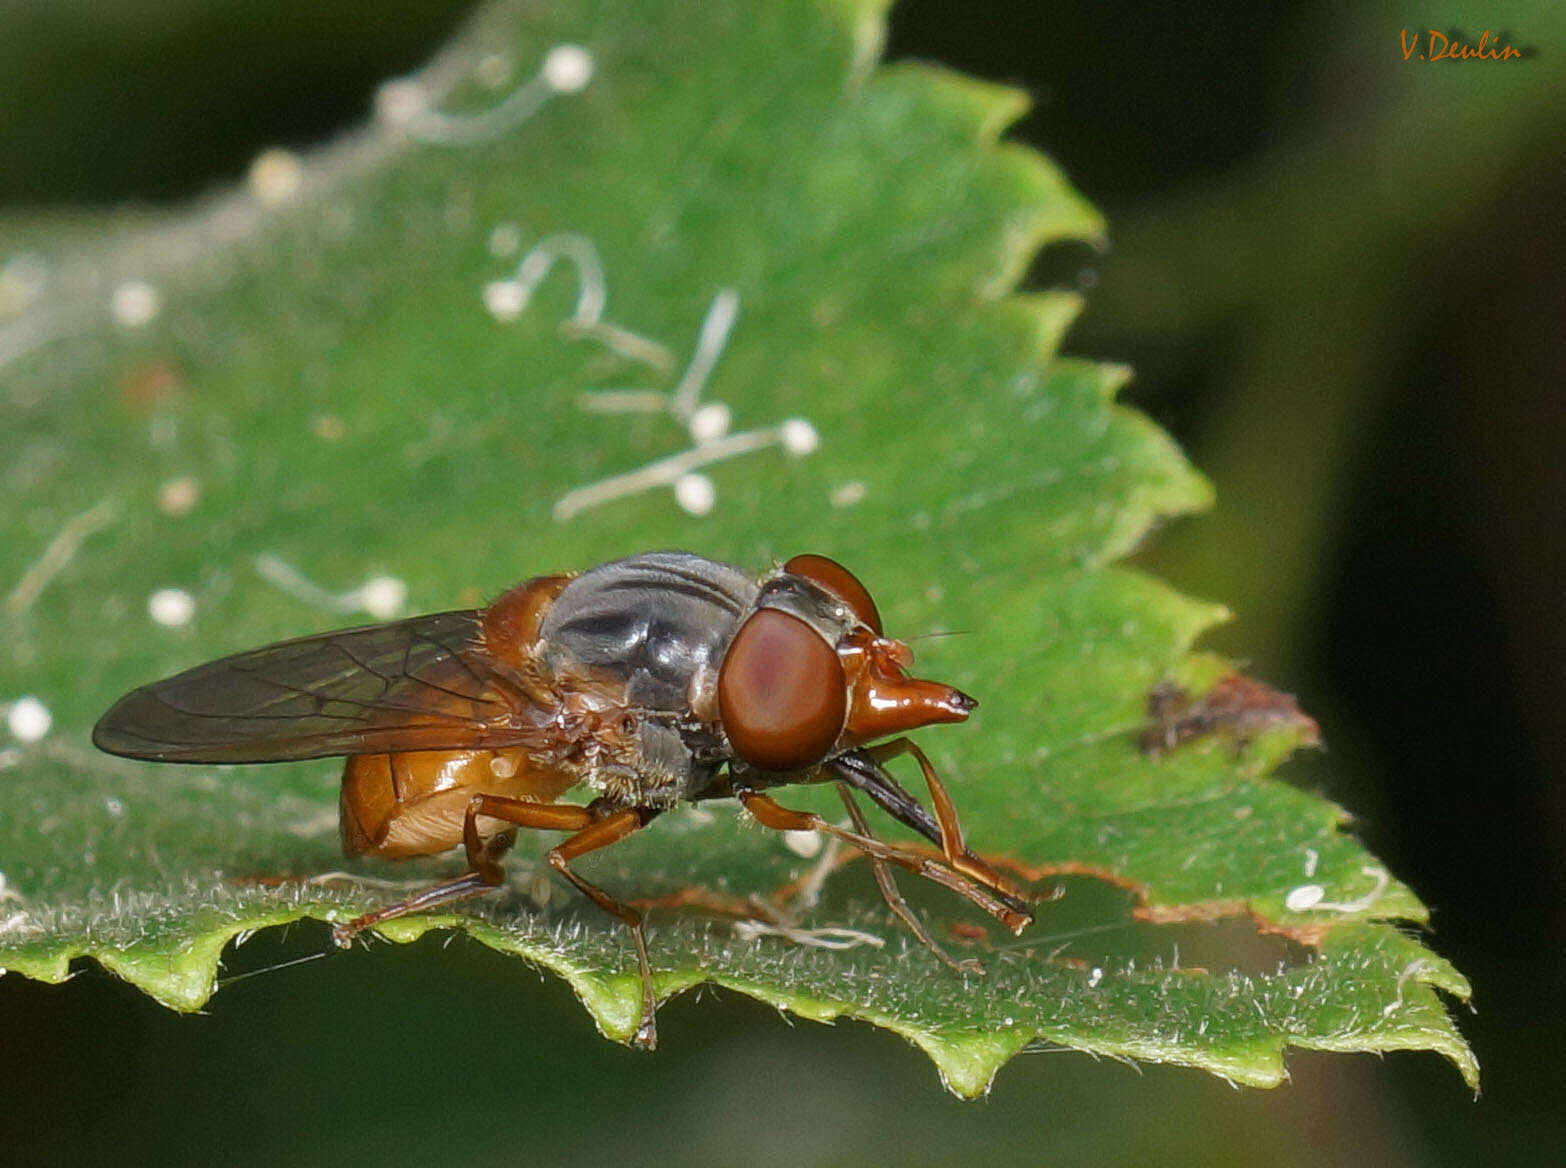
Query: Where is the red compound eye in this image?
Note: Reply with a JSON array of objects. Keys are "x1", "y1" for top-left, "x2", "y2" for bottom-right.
[
  {"x1": 718, "y1": 608, "x2": 847, "y2": 771},
  {"x1": 783, "y1": 554, "x2": 882, "y2": 635}
]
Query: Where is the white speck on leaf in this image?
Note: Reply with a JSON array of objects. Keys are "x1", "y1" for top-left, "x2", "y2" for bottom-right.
[
  {"x1": 781, "y1": 418, "x2": 819, "y2": 455},
  {"x1": 674, "y1": 472, "x2": 717, "y2": 516},
  {"x1": 689, "y1": 402, "x2": 732, "y2": 444},
  {"x1": 831, "y1": 481, "x2": 866, "y2": 507},
  {"x1": 542, "y1": 44, "x2": 595, "y2": 94},
  {"x1": 248, "y1": 148, "x2": 304, "y2": 206},
  {"x1": 733, "y1": 920, "x2": 883, "y2": 951},
  {"x1": 783, "y1": 829, "x2": 822, "y2": 859},
  {"x1": 148, "y1": 587, "x2": 196, "y2": 628},
  {"x1": 386, "y1": 42, "x2": 594, "y2": 146},
  {"x1": 253, "y1": 554, "x2": 406, "y2": 619},
  {"x1": 156, "y1": 476, "x2": 201, "y2": 516},
  {"x1": 483, "y1": 279, "x2": 526, "y2": 321},
  {"x1": 110, "y1": 280, "x2": 160, "y2": 328},
  {"x1": 6, "y1": 697, "x2": 52, "y2": 743},
  {"x1": 1285, "y1": 884, "x2": 1325, "y2": 912},
  {"x1": 475, "y1": 54, "x2": 513, "y2": 89},
  {"x1": 356, "y1": 576, "x2": 408, "y2": 620},
  {"x1": 376, "y1": 79, "x2": 429, "y2": 126},
  {"x1": 488, "y1": 222, "x2": 522, "y2": 257}
]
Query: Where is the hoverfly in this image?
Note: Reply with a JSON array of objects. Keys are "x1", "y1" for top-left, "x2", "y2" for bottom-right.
[{"x1": 94, "y1": 552, "x2": 1032, "y2": 1047}]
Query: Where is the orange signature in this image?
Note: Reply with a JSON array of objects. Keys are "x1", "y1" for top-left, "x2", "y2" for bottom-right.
[{"x1": 1400, "y1": 29, "x2": 1525, "y2": 61}]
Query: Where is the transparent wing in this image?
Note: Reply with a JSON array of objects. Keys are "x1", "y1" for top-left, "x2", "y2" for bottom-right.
[{"x1": 93, "y1": 610, "x2": 552, "y2": 763}]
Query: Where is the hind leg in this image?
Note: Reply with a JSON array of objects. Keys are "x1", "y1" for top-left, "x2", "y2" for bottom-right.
[{"x1": 331, "y1": 797, "x2": 595, "y2": 943}]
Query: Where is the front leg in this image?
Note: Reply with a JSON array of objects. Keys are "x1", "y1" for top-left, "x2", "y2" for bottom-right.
[
  {"x1": 836, "y1": 784, "x2": 984, "y2": 974},
  {"x1": 856, "y1": 737, "x2": 1032, "y2": 910},
  {"x1": 736, "y1": 788, "x2": 1031, "y2": 934}
]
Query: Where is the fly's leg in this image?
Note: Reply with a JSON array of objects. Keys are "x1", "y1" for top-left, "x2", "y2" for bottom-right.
[
  {"x1": 860, "y1": 738, "x2": 965, "y2": 862},
  {"x1": 544, "y1": 803, "x2": 661, "y2": 1050},
  {"x1": 737, "y1": 789, "x2": 1031, "y2": 934},
  {"x1": 331, "y1": 794, "x2": 662, "y2": 1049},
  {"x1": 468, "y1": 798, "x2": 661, "y2": 1049},
  {"x1": 835, "y1": 784, "x2": 983, "y2": 974},
  {"x1": 331, "y1": 800, "x2": 594, "y2": 946},
  {"x1": 328, "y1": 870, "x2": 494, "y2": 944},
  {"x1": 860, "y1": 736, "x2": 1031, "y2": 910}
]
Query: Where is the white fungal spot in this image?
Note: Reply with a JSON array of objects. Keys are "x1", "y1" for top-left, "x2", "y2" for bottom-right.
[
  {"x1": 312, "y1": 414, "x2": 345, "y2": 441},
  {"x1": 156, "y1": 476, "x2": 201, "y2": 517},
  {"x1": 1310, "y1": 867, "x2": 1392, "y2": 914},
  {"x1": 669, "y1": 288, "x2": 739, "y2": 421},
  {"x1": 474, "y1": 54, "x2": 513, "y2": 90},
  {"x1": 674, "y1": 472, "x2": 716, "y2": 516},
  {"x1": 247, "y1": 147, "x2": 303, "y2": 206},
  {"x1": 689, "y1": 401, "x2": 732, "y2": 444},
  {"x1": 1285, "y1": 884, "x2": 1326, "y2": 912},
  {"x1": 1381, "y1": 959, "x2": 1438, "y2": 1017},
  {"x1": 254, "y1": 554, "x2": 408, "y2": 619},
  {"x1": 355, "y1": 576, "x2": 408, "y2": 620},
  {"x1": 554, "y1": 425, "x2": 804, "y2": 521},
  {"x1": 524, "y1": 262, "x2": 818, "y2": 519},
  {"x1": 110, "y1": 280, "x2": 160, "y2": 328},
  {"x1": 830, "y1": 481, "x2": 866, "y2": 508},
  {"x1": 500, "y1": 234, "x2": 608, "y2": 331},
  {"x1": 6, "y1": 697, "x2": 52, "y2": 743},
  {"x1": 285, "y1": 810, "x2": 341, "y2": 839},
  {"x1": 375, "y1": 78, "x2": 430, "y2": 126},
  {"x1": 0, "y1": 254, "x2": 49, "y2": 314},
  {"x1": 542, "y1": 44, "x2": 594, "y2": 93},
  {"x1": 785, "y1": 834, "x2": 845, "y2": 913},
  {"x1": 732, "y1": 920, "x2": 882, "y2": 951},
  {"x1": 389, "y1": 43, "x2": 594, "y2": 147},
  {"x1": 104, "y1": 797, "x2": 126, "y2": 818},
  {"x1": 487, "y1": 222, "x2": 522, "y2": 258},
  {"x1": 1087, "y1": 966, "x2": 1104, "y2": 988},
  {"x1": 483, "y1": 279, "x2": 527, "y2": 322},
  {"x1": 5, "y1": 499, "x2": 120, "y2": 617},
  {"x1": 489, "y1": 755, "x2": 518, "y2": 779},
  {"x1": 148, "y1": 587, "x2": 196, "y2": 628},
  {"x1": 780, "y1": 417, "x2": 819, "y2": 456},
  {"x1": 782, "y1": 829, "x2": 822, "y2": 859},
  {"x1": 1303, "y1": 847, "x2": 1320, "y2": 878}
]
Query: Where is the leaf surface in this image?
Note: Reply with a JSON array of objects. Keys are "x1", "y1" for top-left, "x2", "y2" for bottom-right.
[{"x1": 0, "y1": 0, "x2": 1473, "y2": 1096}]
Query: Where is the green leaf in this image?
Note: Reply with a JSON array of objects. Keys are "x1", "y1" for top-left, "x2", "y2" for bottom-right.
[{"x1": 0, "y1": 0, "x2": 1473, "y2": 1097}]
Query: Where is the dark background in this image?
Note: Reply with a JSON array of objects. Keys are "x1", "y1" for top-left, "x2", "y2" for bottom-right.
[{"x1": 2, "y1": 2, "x2": 1561, "y2": 1163}]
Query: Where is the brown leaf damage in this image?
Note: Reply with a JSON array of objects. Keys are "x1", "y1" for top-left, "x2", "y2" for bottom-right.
[{"x1": 1140, "y1": 671, "x2": 1321, "y2": 757}]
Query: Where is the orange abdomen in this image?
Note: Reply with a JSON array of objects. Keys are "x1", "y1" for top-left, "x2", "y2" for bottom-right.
[{"x1": 340, "y1": 748, "x2": 578, "y2": 859}]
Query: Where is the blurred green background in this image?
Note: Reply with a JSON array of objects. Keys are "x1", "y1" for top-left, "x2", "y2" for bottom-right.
[{"x1": 2, "y1": 1, "x2": 1561, "y2": 1163}]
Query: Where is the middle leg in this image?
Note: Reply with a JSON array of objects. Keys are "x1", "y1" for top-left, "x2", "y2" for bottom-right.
[
  {"x1": 545, "y1": 804, "x2": 661, "y2": 1050},
  {"x1": 738, "y1": 788, "x2": 1031, "y2": 934},
  {"x1": 860, "y1": 737, "x2": 1031, "y2": 908},
  {"x1": 836, "y1": 783, "x2": 983, "y2": 974}
]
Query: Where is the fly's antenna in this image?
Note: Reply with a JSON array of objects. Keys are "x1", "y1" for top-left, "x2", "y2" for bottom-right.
[{"x1": 901, "y1": 629, "x2": 972, "y2": 644}]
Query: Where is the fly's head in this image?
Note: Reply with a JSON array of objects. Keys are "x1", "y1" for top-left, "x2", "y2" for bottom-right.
[{"x1": 714, "y1": 554, "x2": 974, "y2": 775}]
